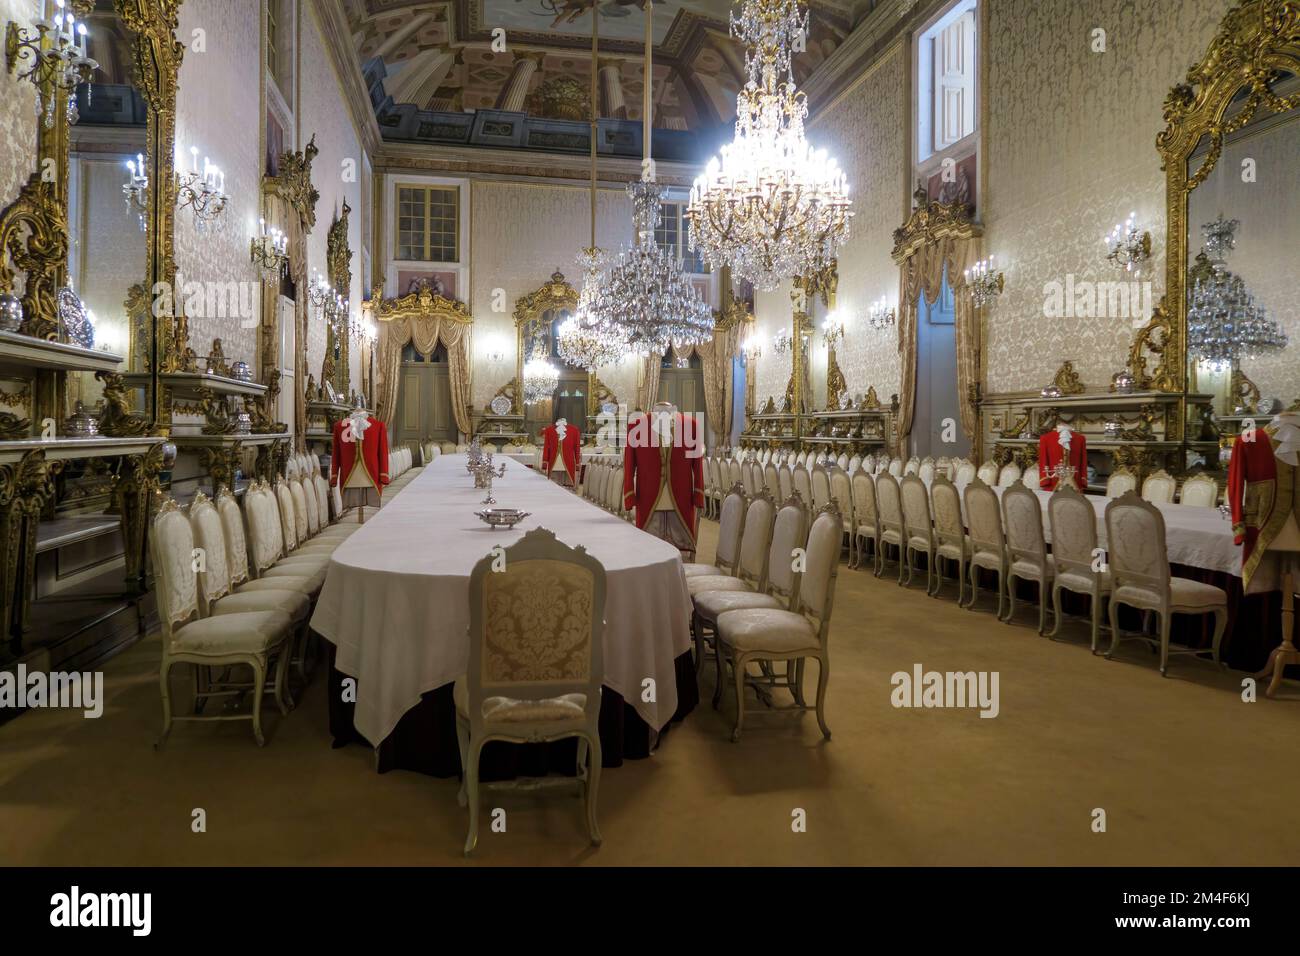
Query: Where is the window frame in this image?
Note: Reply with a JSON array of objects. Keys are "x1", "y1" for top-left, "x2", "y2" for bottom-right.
[
  {"x1": 393, "y1": 182, "x2": 462, "y2": 263},
  {"x1": 914, "y1": 0, "x2": 979, "y2": 177}
]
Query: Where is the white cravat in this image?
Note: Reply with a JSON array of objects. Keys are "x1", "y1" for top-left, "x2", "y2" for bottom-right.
[
  {"x1": 1271, "y1": 412, "x2": 1300, "y2": 466},
  {"x1": 556, "y1": 421, "x2": 567, "y2": 442},
  {"x1": 1056, "y1": 425, "x2": 1072, "y2": 452},
  {"x1": 345, "y1": 410, "x2": 370, "y2": 443}
]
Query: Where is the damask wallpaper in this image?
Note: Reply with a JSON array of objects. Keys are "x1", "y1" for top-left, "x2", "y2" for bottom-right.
[
  {"x1": 0, "y1": 1, "x2": 38, "y2": 212},
  {"x1": 982, "y1": 0, "x2": 1227, "y2": 394},
  {"x1": 752, "y1": 283, "x2": 794, "y2": 410},
  {"x1": 468, "y1": 180, "x2": 637, "y2": 414}
]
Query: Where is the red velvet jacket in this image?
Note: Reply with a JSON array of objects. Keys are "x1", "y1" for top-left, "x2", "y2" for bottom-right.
[
  {"x1": 1038, "y1": 428, "x2": 1088, "y2": 491},
  {"x1": 541, "y1": 423, "x2": 582, "y2": 478},
  {"x1": 1227, "y1": 427, "x2": 1300, "y2": 590},
  {"x1": 330, "y1": 415, "x2": 390, "y2": 493},
  {"x1": 622, "y1": 412, "x2": 704, "y2": 535}
]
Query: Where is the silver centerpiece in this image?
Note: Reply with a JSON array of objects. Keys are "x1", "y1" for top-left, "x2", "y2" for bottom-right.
[
  {"x1": 230, "y1": 361, "x2": 253, "y2": 382},
  {"x1": 0, "y1": 293, "x2": 22, "y2": 332},
  {"x1": 1111, "y1": 369, "x2": 1136, "y2": 394},
  {"x1": 1040, "y1": 383, "x2": 1063, "y2": 399},
  {"x1": 475, "y1": 508, "x2": 531, "y2": 530},
  {"x1": 1103, "y1": 419, "x2": 1123, "y2": 440},
  {"x1": 57, "y1": 287, "x2": 94, "y2": 349},
  {"x1": 63, "y1": 401, "x2": 100, "y2": 438}
]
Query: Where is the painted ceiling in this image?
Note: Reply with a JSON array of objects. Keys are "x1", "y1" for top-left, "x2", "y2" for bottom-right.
[{"x1": 344, "y1": 0, "x2": 856, "y2": 130}]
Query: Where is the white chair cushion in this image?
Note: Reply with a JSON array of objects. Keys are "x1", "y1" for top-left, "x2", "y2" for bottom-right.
[
  {"x1": 171, "y1": 610, "x2": 291, "y2": 656},
  {"x1": 1115, "y1": 577, "x2": 1226, "y2": 611},
  {"x1": 453, "y1": 680, "x2": 588, "y2": 723},
  {"x1": 715, "y1": 608, "x2": 819, "y2": 655},
  {"x1": 856, "y1": 521, "x2": 878, "y2": 537},
  {"x1": 688, "y1": 575, "x2": 752, "y2": 595},
  {"x1": 262, "y1": 564, "x2": 327, "y2": 591},
  {"x1": 693, "y1": 589, "x2": 784, "y2": 620},
  {"x1": 212, "y1": 589, "x2": 310, "y2": 624},
  {"x1": 937, "y1": 541, "x2": 967, "y2": 562},
  {"x1": 682, "y1": 562, "x2": 722, "y2": 578},
  {"x1": 275, "y1": 553, "x2": 331, "y2": 569},
  {"x1": 971, "y1": 550, "x2": 1003, "y2": 572},
  {"x1": 238, "y1": 576, "x2": 321, "y2": 597},
  {"x1": 1010, "y1": 558, "x2": 1053, "y2": 581},
  {"x1": 291, "y1": 542, "x2": 341, "y2": 556},
  {"x1": 907, "y1": 535, "x2": 933, "y2": 552},
  {"x1": 1056, "y1": 569, "x2": 1112, "y2": 594}
]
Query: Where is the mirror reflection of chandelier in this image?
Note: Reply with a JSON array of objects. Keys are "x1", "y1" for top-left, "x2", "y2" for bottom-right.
[
  {"x1": 522, "y1": 351, "x2": 561, "y2": 405},
  {"x1": 686, "y1": 0, "x2": 852, "y2": 291},
  {"x1": 1187, "y1": 216, "x2": 1287, "y2": 372}
]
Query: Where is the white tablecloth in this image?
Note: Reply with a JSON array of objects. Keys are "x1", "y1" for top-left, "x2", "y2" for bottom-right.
[
  {"x1": 310, "y1": 454, "x2": 692, "y2": 746},
  {"x1": 937, "y1": 479, "x2": 1240, "y2": 576}
]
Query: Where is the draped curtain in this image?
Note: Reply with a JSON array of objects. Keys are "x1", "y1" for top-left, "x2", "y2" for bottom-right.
[
  {"x1": 376, "y1": 313, "x2": 473, "y2": 437},
  {"x1": 644, "y1": 323, "x2": 740, "y2": 446},
  {"x1": 896, "y1": 236, "x2": 981, "y2": 445}
]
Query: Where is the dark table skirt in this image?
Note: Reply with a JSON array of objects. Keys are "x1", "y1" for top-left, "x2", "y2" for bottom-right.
[{"x1": 326, "y1": 645, "x2": 700, "y2": 779}]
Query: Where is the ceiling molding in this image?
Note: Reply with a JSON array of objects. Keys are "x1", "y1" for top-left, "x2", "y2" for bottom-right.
[
  {"x1": 376, "y1": 140, "x2": 701, "y2": 186},
  {"x1": 804, "y1": 0, "x2": 917, "y2": 122},
  {"x1": 316, "y1": 0, "x2": 385, "y2": 158}
]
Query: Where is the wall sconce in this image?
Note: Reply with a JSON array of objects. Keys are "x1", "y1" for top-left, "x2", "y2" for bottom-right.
[
  {"x1": 5, "y1": 0, "x2": 98, "y2": 128},
  {"x1": 821, "y1": 310, "x2": 846, "y2": 347},
  {"x1": 250, "y1": 217, "x2": 288, "y2": 281},
  {"x1": 175, "y1": 143, "x2": 228, "y2": 230},
  {"x1": 484, "y1": 338, "x2": 507, "y2": 364},
  {"x1": 742, "y1": 334, "x2": 762, "y2": 362},
  {"x1": 772, "y1": 329, "x2": 792, "y2": 356},
  {"x1": 867, "y1": 296, "x2": 895, "y2": 331},
  {"x1": 965, "y1": 256, "x2": 1005, "y2": 309},
  {"x1": 122, "y1": 152, "x2": 148, "y2": 230},
  {"x1": 1104, "y1": 210, "x2": 1151, "y2": 274}
]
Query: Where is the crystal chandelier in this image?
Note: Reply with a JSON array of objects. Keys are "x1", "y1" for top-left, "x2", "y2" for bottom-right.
[
  {"x1": 522, "y1": 352, "x2": 560, "y2": 405},
  {"x1": 1187, "y1": 216, "x2": 1287, "y2": 372},
  {"x1": 595, "y1": 180, "x2": 714, "y2": 356},
  {"x1": 249, "y1": 217, "x2": 289, "y2": 281},
  {"x1": 686, "y1": 0, "x2": 852, "y2": 291},
  {"x1": 6, "y1": 1, "x2": 98, "y2": 128}
]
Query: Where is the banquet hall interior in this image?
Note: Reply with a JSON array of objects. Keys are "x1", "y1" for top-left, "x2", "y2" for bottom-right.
[{"x1": 1, "y1": 0, "x2": 1299, "y2": 867}]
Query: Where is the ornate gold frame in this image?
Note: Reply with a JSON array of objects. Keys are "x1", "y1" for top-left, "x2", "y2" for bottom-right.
[
  {"x1": 1149, "y1": 0, "x2": 1300, "y2": 399},
  {"x1": 324, "y1": 199, "x2": 352, "y2": 398},
  {"x1": 511, "y1": 270, "x2": 578, "y2": 414},
  {"x1": 372, "y1": 285, "x2": 473, "y2": 325}
]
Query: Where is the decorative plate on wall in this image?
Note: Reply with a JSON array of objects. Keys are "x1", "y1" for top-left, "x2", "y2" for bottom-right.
[{"x1": 490, "y1": 395, "x2": 512, "y2": 416}]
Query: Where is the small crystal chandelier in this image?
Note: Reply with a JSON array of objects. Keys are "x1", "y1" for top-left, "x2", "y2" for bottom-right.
[
  {"x1": 820, "y1": 310, "x2": 846, "y2": 347},
  {"x1": 6, "y1": 0, "x2": 98, "y2": 128},
  {"x1": 1187, "y1": 216, "x2": 1287, "y2": 372},
  {"x1": 522, "y1": 352, "x2": 560, "y2": 405},
  {"x1": 686, "y1": 0, "x2": 852, "y2": 291},
  {"x1": 307, "y1": 270, "x2": 334, "y2": 314},
  {"x1": 557, "y1": 295, "x2": 622, "y2": 370},
  {"x1": 596, "y1": 181, "x2": 714, "y2": 355},
  {"x1": 122, "y1": 152, "x2": 148, "y2": 230},
  {"x1": 1103, "y1": 210, "x2": 1151, "y2": 274},
  {"x1": 772, "y1": 329, "x2": 793, "y2": 355},
  {"x1": 964, "y1": 256, "x2": 1004, "y2": 308},
  {"x1": 249, "y1": 217, "x2": 289, "y2": 281},
  {"x1": 867, "y1": 296, "x2": 895, "y2": 331},
  {"x1": 175, "y1": 145, "x2": 228, "y2": 230}
]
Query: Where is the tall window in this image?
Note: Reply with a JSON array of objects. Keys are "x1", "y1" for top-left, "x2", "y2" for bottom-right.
[
  {"x1": 657, "y1": 201, "x2": 707, "y2": 274},
  {"x1": 266, "y1": 0, "x2": 293, "y2": 105},
  {"x1": 396, "y1": 185, "x2": 459, "y2": 262},
  {"x1": 917, "y1": 0, "x2": 976, "y2": 164}
]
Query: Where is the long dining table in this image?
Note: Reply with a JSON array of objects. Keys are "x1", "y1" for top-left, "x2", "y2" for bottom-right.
[{"x1": 311, "y1": 454, "x2": 698, "y2": 777}]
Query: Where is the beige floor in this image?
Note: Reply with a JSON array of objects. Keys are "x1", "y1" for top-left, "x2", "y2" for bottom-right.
[{"x1": 2, "y1": 517, "x2": 1298, "y2": 866}]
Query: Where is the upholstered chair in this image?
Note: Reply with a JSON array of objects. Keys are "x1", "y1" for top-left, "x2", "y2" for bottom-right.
[
  {"x1": 713, "y1": 503, "x2": 842, "y2": 742},
  {"x1": 455, "y1": 528, "x2": 605, "y2": 855},
  {"x1": 918, "y1": 456, "x2": 936, "y2": 484},
  {"x1": 778, "y1": 462, "x2": 793, "y2": 501},
  {"x1": 887, "y1": 457, "x2": 903, "y2": 477},
  {"x1": 997, "y1": 461, "x2": 1023, "y2": 488},
  {"x1": 903, "y1": 456, "x2": 920, "y2": 475},
  {"x1": 218, "y1": 487, "x2": 319, "y2": 600},
  {"x1": 300, "y1": 470, "x2": 322, "y2": 536},
  {"x1": 248, "y1": 485, "x2": 330, "y2": 591},
  {"x1": 850, "y1": 467, "x2": 880, "y2": 573},
  {"x1": 1021, "y1": 464, "x2": 1042, "y2": 491},
  {"x1": 313, "y1": 472, "x2": 358, "y2": 538},
  {"x1": 874, "y1": 471, "x2": 906, "y2": 582},
  {"x1": 688, "y1": 491, "x2": 775, "y2": 596},
  {"x1": 1104, "y1": 466, "x2": 1137, "y2": 498},
  {"x1": 151, "y1": 498, "x2": 294, "y2": 747},
  {"x1": 976, "y1": 460, "x2": 999, "y2": 484},
  {"x1": 829, "y1": 466, "x2": 854, "y2": 558},
  {"x1": 848, "y1": 453, "x2": 862, "y2": 475},
  {"x1": 792, "y1": 464, "x2": 813, "y2": 506},
  {"x1": 1002, "y1": 479, "x2": 1055, "y2": 634},
  {"x1": 1140, "y1": 468, "x2": 1177, "y2": 504},
  {"x1": 794, "y1": 450, "x2": 808, "y2": 468},
  {"x1": 930, "y1": 475, "x2": 969, "y2": 604},
  {"x1": 1047, "y1": 484, "x2": 1112, "y2": 652},
  {"x1": 955, "y1": 459, "x2": 977, "y2": 484},
  {"x1": 727, "y1": 458, "x2": 743, "y2": 489},
  {"x1": 834, "y1": 452, "x2": 849, "y2": 471},
  {"x1": 963, "y1": 477, "x2": 1008, "y2": 617},
  {"x1": 683, "y1": 485, "x2": 746, "y2": 579},
  {"x1": 1178, "y1": 473, "x2": 1219, "y2": 507},
  {"x1": 764, "y1": 462, "x2": 781, "y2": 500},
  {"x1": 861, "y1": 453, "x2": 876, "y2": 476},
  {"x1": 811, "y1": 463, "x2": 832, "y2": 512},
  {"x1": 1104, "y1": 492, "x2": 1228, "y2": 676},
  {"x1": 899, "y1": 474, "x2": 938, "y2": 594}
]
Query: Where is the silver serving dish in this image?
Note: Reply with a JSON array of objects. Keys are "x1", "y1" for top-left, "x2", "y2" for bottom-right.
[
  {"x1": 1040, "y1": 384, "x2": 1063, "y2": 399},
  {"x1": 1103, "y1": 419, "x2": 1123, "y2": 439},
  {"x1": 63, "y1": 401, "x2": 100, "y2": 438},
  {"x1": 475, "y1": 508, "x2": 530, "y2": 530},
  {"x1": 231, "y1": 361, "x2": 254, "y2": 382},
  {"x1": 1111, "y1": 369, "x2": 1136, "y2": 394}
]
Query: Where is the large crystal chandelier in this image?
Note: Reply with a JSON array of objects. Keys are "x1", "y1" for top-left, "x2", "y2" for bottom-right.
[
  {"x1": 1186, "y1": 216, "x2": 1287, "y2": 372},
  {"x1": 686, "y1": 0, "x2": 852, "y2": 291},
  {"x1": 595, "y1": 180, "x2": 714, "y2": 356}
]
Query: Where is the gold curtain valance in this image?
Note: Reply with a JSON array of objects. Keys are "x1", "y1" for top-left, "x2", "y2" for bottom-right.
[{"x1": 374, "y1": 292, "x2": 474, "y2": 437}]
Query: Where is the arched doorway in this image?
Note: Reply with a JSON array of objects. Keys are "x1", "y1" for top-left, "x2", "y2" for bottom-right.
[{"x1": 392, "y1": 341, "x2": 456, "y2": 446}]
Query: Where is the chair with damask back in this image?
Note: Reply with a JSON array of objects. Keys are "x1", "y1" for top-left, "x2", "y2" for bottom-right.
[
  {"x1": 930, "y1": 475, "x2": 969, "y2": 604},
  {"x1": 954, "y1": 459, "x2": 977, "y2": 484},
  {"x1": 1141, "y1": 468, "x2": 1177, "y2": 504},
  {"x1": 1104, "y1": 492, "x2": 1227, "y2": 676},
  {"x1": 1178, "y1": 472, "x2": 1219, "y2": 507},
  {"x1": 1048, "y1": 483, "x2": 1112, "y2": 652},
  {"x1": 899, "y1": 474, "x2": 938, "y2": 595},
  {"x1": 455, "y1": 528, "x2": 606, "y2": 855},
  {"x1": 874, "y1": 472, "x2": 905, "y2": 583},
  {"x1": 976, "y1": 460, "x2": 999, "y2": 485},
  {"x1": 851, "y1": 467, "x2": 880, "y2": 573},
  {"x1": 1002, "y1": 479, "x2": 1055, "y2": 635},
  {"x1": 1105, "y1": 466, "x2": 1137, "y2": 498},
  {"x1": 963, "y1": 477, "x2": 1008, "y2": 618}
]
